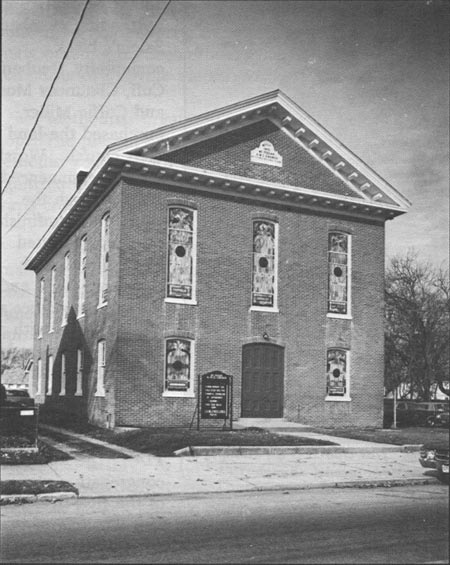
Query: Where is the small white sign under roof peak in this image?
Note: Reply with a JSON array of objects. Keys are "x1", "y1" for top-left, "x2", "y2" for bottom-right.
[{"x1": 251, "y1": 140, "x2": 283, "y2": 167}]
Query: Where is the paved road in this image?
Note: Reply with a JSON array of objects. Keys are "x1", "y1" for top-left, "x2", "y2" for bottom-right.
[{"x1": 1, "y1": 485, "x2": 448, "y2": 563}]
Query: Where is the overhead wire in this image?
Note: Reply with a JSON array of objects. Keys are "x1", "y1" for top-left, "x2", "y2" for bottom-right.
[
  {"x1": 2, "y1": 0, "x2": 91, "y2": 195},
  {"x1": 5, "y1": 0, "x2": 172, "y2": 235}
]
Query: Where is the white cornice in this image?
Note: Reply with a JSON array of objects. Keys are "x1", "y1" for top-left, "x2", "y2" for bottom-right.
[{"x1": 24, "y1": 89, "x2": 411, "y2": 272}]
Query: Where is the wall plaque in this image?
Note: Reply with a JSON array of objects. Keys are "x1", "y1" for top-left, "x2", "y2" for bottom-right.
[{"x1": 250, "y1": 141, "x2": 283, "y2": 167}]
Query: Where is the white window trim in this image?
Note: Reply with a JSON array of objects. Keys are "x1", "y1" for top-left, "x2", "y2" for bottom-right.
[
  {"x1": 165, "y1": 207, "x2": 197, "y2": 305},
  {"x1": 98, "y1": 214, "x2": 110, "y2": 308},
  {"x1": 49, "y1": 267, "x2": 56, "y2": 332},
  {"x1": 47, "y1": 355, "x2": 53, "y2": 396},
  {"x1": 95, "y1": 340, "x2": 106, "y2": 397},
  {"x1": 78, "y1": 236, "x2": 87, "y2": 319},
  {"x1": 38, "y1": 278, "x2": 44, "y2": 338},
  {"x1": 75, "y1": 348, "x2": 83, "y2": 396},
  {"x1": 62, "y1": 252, "x2": 70, "y2": 327},
  {"x1": 327, "y1": 233, "x2": 352, "y2": 319},
  {"x1": 59, "y1": 353, "x2": 66, "y2": 396},
  {"x1": 325, "y1": 349, "x2": 351, "y2": 401},
  {"x1": 162, "y1": 338, "x2": 195, "y2": 398},
  {"x1": 36, "y1": 358, "x2": 42, "y2": 395},
  {"x1": 250, "y1": 220, "x2": 279, "y2": 312}
]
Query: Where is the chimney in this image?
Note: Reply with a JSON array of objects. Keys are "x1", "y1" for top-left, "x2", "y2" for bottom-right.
[{"x1": 76, "y1": 170, "x2": 89, "y2": 190}]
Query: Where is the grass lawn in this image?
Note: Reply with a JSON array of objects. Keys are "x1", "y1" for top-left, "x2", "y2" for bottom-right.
[
  {"x1": 106, "y1": 427, "x2": 337, "y2": 457},
  {"x1": 0, "y1": 480, "x2": 78, "y2": 496},
  {"x1": 0, "y1": 440, "x2": 73, "y2": 465},
  {"x1": 309, "y1": 426, "x2": 449, "y2": 446}
]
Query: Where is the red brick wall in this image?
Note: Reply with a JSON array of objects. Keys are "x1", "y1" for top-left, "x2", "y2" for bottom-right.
[
  {"x1": 31, "y1": 184, "x2": 123, "y2": 428},
  {"x1": 159, "y1": 119, "x2": 359, "y2": 199},
  {"x1": 30, "y1": 126, "x2": 386, "y2": 430},
  {"x1": 114, "y1": 177, "x2": 385, "y2": 428}
]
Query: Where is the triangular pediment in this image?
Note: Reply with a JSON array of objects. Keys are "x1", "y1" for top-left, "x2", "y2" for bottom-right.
[
  {"x1": 25, "y1": 90, "x2": 411, "y2": 272},
  {"x1": 112, "y1": 90, "x2": 410, "y2": 210},
  {"x1": 151, "y1": 118, "x2": 363, "y2": 201}
]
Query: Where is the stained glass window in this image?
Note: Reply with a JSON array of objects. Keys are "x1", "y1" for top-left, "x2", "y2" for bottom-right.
[
  {"x1": 252, "y1": 220, "x2": 276, "y2": 307},
  {"x1": 326, "y1": 349, "x2": 347, "y2": 397},
  {"x1": 167, "y1": 208, "x2": 194, "y2": 300},
  {"x1": 165, "y1": 339, "x2": 191, "y2": 393},
  {"x1": 328, "y1": 232, "x2": 349, "y2": 315}
]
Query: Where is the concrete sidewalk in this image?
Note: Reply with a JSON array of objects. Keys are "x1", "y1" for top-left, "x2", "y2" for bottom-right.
[{"x1": 1, "y1": 424, "x2": 437, "y2": 502}]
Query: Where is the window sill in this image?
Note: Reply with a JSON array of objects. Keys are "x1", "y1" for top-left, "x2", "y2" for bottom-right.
[
  {"x1": 48, "y1": 329, "x2": 54, "y2": 334},
  {"x1": 61, "y1": 323, "x2": 67, "y2": 328},
  {"x1": 250, "y1": 306, "x2": 279, "y2": 313},
  {"x1": 162, "y1": 391, "x2": 195, "y2": 398},
  {"x1": 59, "y1": 392, "x2": 66, "y2": 397},
  {"x1": 75, "y1": 392, "x2": 83, "y2": 397},
  {"x1": 38, "y1": 335, "x2": 42, "y2": 339},
  {"x1": 77, "y1": 314, "x2": 85, "y2": 320},
  {"x1": 165, "y1": 298, "x2": 197, "y2": 306},
  {"x1": 97, "y1": 302, "x2": 108, "y2": 310},
  {"x1": 326, "y1": 313, "x2": 352, "y2": 320},
  {"x1": 95, "y1": 391, "x2": 105, "y2": 397},
  {"x1": 325, "y1": 396, "x2": 351, "y2": 402}
]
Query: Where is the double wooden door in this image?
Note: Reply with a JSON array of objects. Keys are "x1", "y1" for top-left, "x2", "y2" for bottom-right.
[{"x1": 241, "y1": 343, "x2": 284, "y2": 418}]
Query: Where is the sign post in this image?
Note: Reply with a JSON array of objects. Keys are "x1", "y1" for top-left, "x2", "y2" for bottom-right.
[{"x1": 197, "y1": 371, "x2": 233, "y2": 431}]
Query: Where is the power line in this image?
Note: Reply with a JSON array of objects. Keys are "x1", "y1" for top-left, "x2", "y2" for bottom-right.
[
  {"x1": 5, "y1": 0, "x2": 172, "y2": 236},
  {"x1": 2, "y1": 0, "x2": 91, "y2": 195}
]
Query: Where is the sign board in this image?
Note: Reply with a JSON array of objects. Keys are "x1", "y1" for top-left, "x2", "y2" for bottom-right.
[
  {"x1": 250, "y1": 141, "x2": 283, "y2": 167},
  {"x1": 200, "y1": 372, "x2": 231, "y2": 420}
]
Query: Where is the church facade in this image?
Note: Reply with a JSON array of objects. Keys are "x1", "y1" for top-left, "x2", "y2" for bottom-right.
[{"x1": 25, "y1": 90, "x2": 410, "y2": 428}]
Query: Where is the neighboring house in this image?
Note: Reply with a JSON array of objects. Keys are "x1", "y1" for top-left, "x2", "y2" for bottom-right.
[
  {"x1": 24, "y1": 90, "x2": 410, "y2": 429},
  {"x1": 1, "y1": 366, "x2": 30, "y2": 390}
]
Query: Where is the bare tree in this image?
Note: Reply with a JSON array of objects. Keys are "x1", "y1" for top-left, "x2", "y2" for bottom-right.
[
  {"x1": 1, "y1": 347, "x2": 32, "y2": 375},
  {"x1": 385, "y1": 253, "x2": 449, "y2": 400}
]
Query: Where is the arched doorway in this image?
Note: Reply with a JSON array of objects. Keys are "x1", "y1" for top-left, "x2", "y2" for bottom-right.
[{"x1": 241, "y1": 343, "x2": 284, "y2": 418}]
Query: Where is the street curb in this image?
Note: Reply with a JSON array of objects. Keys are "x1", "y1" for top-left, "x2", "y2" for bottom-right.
[
  {"x1": 0, "y1": 492, "x2": 78, "y2": 505},
  {"x1": 73, "y1": 477, "x2": 440, "y2": 500},
  {"x1": 174, "y1": 444, "x2": 422, "y2": 456}
]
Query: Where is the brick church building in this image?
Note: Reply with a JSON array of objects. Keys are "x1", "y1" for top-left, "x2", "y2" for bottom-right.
[{"x1": 25, "y1": 90, "x2": 410, "y2": 428}]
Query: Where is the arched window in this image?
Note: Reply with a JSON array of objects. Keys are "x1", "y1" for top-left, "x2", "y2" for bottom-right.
[
  {"x1": 326, "y1": 349, "x2": 350, "y2": 399},
  {"x1": 62, "y1": 252, "x2": 70, "y2": 325},
  {"x1": 164, "y1": 338, "x2": 194, "y2": 396},
  {"x1": 95, "y1": 340, "x2": 106, "y2": 397},
  {"x1": 99, "y1": 214, "x2": 110, "y2": 306},
  {"x1": 78, "y1": 235, "x2": 87, "y2": 317},
  {"x1": 49, "y1": 267, "x2": 56, "y2": 332},
  {"x1": 328, "y1": 232, "x2": 351, "y2": 316},
  {"x1": 59, "y1": 352, "x2": 67, "y2": 396},
  {"x1": 38, "y1": 278, "x2": 44, "y2": 337},
  {"x1": 75, "y1": 348, "x2": 83, "y2": 396},
  {"x1": 167, "y1": 207, "x2": 196, "y2": 301},
  {"x1": 47, "y1": 354, "x2": 53, "y2": 396},
  {"x1": 252, "y1": 220, "x2": 277, "y2": 309}
]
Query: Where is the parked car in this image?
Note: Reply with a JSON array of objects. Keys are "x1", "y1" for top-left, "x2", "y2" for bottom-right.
[
  {"x1": 389, "y1": 401, "x2": 449, "y2": 427},
  {"x1": 419, "y1": 441, "x2": 449, "y2": 484},
  {"x1": 4, "y1": 389, "x2": 34, "y2": 408},
  {"x1": 426, "y1": 409, "x2": 449, "y2": 428}
]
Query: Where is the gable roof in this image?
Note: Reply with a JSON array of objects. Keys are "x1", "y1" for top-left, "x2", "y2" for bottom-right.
[{"x1": 25, "y1": 89, "x2": 410, "y2": 271}]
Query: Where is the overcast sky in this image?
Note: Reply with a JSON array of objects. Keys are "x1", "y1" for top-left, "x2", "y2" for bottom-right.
[{"x1": 2, "y1": 0, "x2": 449, "y2": 348}]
